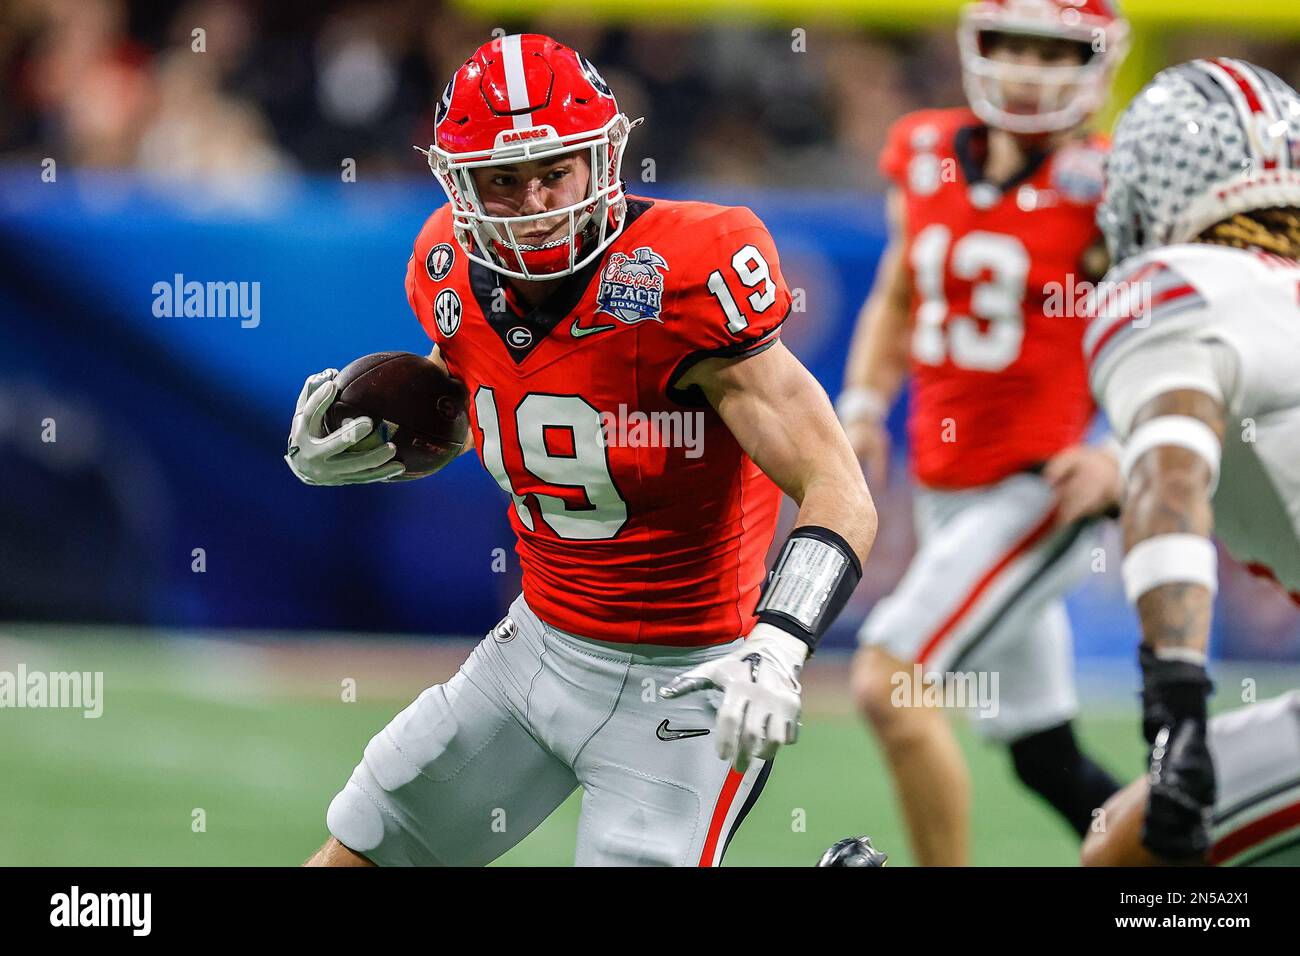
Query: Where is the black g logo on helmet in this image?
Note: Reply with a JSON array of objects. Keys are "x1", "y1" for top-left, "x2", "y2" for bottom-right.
[
  {"x1": 577, "y1": 54, "x2": 613, "y2": 98},
  {"x1": 435, "y1": 77, "x2": 455, "y2": 125}
]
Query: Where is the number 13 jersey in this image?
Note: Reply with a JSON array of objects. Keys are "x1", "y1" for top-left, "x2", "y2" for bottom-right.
[
  {"x1": 882, "y1": 107, "x2": 1104, "y2": 489},
  {"x1": 407, "y1": 197, "x2": 791, "y2": 647}
]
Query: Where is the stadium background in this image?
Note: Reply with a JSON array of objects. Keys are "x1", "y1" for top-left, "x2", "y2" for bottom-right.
[{"x1": 1, "y1": 0, "x2": 1298, "y2": 866}]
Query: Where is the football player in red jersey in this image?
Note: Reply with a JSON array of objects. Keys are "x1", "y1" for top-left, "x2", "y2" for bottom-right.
[
  {"x1": 837, "y1": 0, "x2": 1129, "y2": 865},
  {"x1": 286, "y1": 35, "x2": 876, "y2": 866}
]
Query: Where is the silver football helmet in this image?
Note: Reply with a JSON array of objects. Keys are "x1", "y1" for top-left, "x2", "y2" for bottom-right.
[{"x1": 1099, "y1": 58, "x2": 1300, "y2": 264}]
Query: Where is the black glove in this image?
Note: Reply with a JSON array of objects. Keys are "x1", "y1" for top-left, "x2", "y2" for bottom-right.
[
  {"x1": 1143, "y1": 720, "x2": 1216, "y2": 861},
  {"x1": 1139, "y1": 645, "x2": 1212, "y2": 744},
  {"x1": 1138, "y1": 646, "x2": 1216, "y2": 862}
]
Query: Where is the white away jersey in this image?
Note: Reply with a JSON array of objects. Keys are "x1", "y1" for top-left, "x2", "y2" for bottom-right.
[
  {"x1": 1086, "y1": 243, "x2": 1300, "y2": 594},
  {"x1": 1209, "y1": 691, "x2": 1300, "y2": 866}
]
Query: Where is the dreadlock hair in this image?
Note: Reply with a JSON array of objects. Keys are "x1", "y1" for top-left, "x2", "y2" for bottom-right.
[{"x1": 1194, "y1": 206, "x2": 1300, "y2": 260}]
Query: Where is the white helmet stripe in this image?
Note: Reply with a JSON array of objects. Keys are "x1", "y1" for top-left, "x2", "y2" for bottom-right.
[{"x1": 500, "y1": 34, "x2": 533, "y2": 130}]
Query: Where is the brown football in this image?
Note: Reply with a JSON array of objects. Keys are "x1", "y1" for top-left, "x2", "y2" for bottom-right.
[{"x1": 324, "y1": 351, "x2": 469, "y2": 479}]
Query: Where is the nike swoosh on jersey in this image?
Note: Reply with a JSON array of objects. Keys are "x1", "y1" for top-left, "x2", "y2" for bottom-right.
[
  {"x1": 656, "y1": 719, "x2": 710, "y2": 741},
  {"x1": 570, "y1": 314, "x2": 617, "y2": 338}
]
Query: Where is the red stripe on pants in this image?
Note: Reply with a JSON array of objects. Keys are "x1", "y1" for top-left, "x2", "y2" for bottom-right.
[
  {"x1": 698, "y1": 768, "x2": 744, "y2": 866},
  {"x1": 1210, "y1": 799, "x2": 1300, "y2": 864},
  {"x1": 916, "y1": 508, "x2": 1059, "y2": 664}
]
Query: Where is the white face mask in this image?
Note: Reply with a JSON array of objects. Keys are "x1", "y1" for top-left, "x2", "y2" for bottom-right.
[
  {"x1": 957, "y1": 14, "x2": 1129, "y2": 135},
  {"x1": 426, "y1": 115, "x2": 640, "y2": 281}
]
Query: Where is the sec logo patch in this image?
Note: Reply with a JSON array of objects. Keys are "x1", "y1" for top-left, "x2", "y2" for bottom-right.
[
  {"x1": 426, "y1": 243, "x2": 455, "y2": 281},
  {"x1": 434, "y1": 289, "x2": 462, "y2": 337}
]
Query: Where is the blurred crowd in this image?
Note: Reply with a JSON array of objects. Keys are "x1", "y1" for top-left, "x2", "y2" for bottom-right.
[
  {"x1": 0, "y1": 1, "x2": 943, "y2": 192},
  {"x1": 4, "y1": 0, "x2": 1300, "y2": 192}
]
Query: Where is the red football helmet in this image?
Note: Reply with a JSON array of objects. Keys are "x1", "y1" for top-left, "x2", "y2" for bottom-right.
[
  {"x1": 958, "y1": 0, "x2": 1129, "y2": 135},
  {"x1": 424, "y1": 34, "x2": 639, "y2": 280}
]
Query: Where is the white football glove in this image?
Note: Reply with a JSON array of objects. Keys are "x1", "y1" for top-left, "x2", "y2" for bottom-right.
[
  {"x1": 660, "y1": 622, "x2": 809, "y2": 772},
  {"x1": 284, "y1": 369, "x2": 405, "y2": 486}
]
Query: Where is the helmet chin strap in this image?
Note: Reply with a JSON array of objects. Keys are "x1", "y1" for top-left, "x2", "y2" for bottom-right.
[
  {"x1": 487, "y1": 196, "x2": 609, "y2": 278},
  {"x1": 491, "y1": 229, "x2": 589, "y2": 277}
]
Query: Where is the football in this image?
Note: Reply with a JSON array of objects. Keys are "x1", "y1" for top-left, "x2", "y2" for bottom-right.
[{"x1": 324, "y1": 351, "x2": 470, "y2": 479}]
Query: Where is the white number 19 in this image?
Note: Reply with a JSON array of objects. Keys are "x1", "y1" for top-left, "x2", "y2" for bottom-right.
[{"x1": 707, "y1": 244, "x2": 776, "y2": 335}]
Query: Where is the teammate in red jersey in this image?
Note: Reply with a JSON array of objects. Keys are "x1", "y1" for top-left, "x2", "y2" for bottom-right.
[
  {"x1": 837, "y1": 0, "x2": 1129, "y2": 865},
  {"x1": 286, "y1": 34, "x2": 876, "y2": 866}
]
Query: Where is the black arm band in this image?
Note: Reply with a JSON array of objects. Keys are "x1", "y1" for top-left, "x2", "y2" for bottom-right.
[{"x1": 754, "y1": 525, "x2": 862, "y2": 655}]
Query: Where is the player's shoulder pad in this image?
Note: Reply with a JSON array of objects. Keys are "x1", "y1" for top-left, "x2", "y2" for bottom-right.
[
  {"x1": 647, "y1": 200, "x2": 781, "y2": 278},
  {"x1": 411, "y1": 204, "x2": 454, "y2": 262},
  {"x1": 405, "y1": 205, "x2": 458, "y2": 342},
  {"x1": 880, "y1": 107, "x2": 975, "y2": 189},
  {"x1": 1100, "y1": 242, "x2": 1259, "y2": 297},
  {"x1": 656, "y1": 201, "x2": 790, "y2": 356},
  {"x1": 1084, "y1": 246, "x2": 1212, "y2": 370},
  {"x1": 648, "y1": 198, "x2": 768, "y2": 241},
  {"x1": 885, "y1": 107, "x2": 975, "y2": 151}
]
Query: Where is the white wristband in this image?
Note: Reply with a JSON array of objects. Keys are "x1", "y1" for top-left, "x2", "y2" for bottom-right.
[
  {"x1": 1121, "y1": 416, "x2": 1221, "y2": 494},
  {"x1": 835, "y1": 387, "x2": 888, "y2": 424},
  {"x1": 1121, "y1": 533, "x2": 1218, "y2": 604}
]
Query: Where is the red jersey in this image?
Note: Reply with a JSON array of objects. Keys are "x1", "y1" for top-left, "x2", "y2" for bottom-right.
[
  {"x1": 881, "y1": 107, "x2": 1101, "y2": 489},
  {"x1": 406, "y1": 198, "x2": 791, "y2": 647}
]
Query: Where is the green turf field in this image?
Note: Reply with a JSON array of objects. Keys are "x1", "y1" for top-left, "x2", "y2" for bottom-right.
[{"x1": 2, "y1": 627, "x2": 1293, "y2": 866}]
